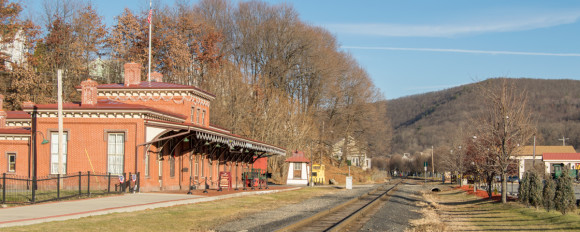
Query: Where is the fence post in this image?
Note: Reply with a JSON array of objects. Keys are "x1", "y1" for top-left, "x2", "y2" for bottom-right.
[
  {"x1": 32, "y1": 175, "x2": 36, "y2": 203},
  {"x1": 123, "y1": 173, "x2": 127, "y2": 192},
  {"x1": 2, "y1": 173, "x2": 5, "y2": 204},
  {"x1": 107, "y1": 173, "x2": 111, "y2": 193},
  {"x1": 128, "y1": 172, "x2": 132, "y2": 193},
  {"x1": 87, "y1": 171, "x2": 91, "y2": 196},
  {"x1": 57, "y1": 174, "x2": 60, "y2": 200},
  {"x1": 78, "y1": 172, "x2": 82, "y2": 197}
]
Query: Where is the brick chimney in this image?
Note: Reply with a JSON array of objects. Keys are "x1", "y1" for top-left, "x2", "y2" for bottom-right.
[
  {"x1": 151, "y1": 71, "x2": 163, "y2": 82},
  {"x1": 124, "y1": 62, "x2": 142, "y2": 86},
  {"x1": 22, "y1": 101, "x2": 34, "y2": 109},
  {"x1": 0, "y1": 95, "x2": 5, "y2": 128},
  {"x1": 81, "y1": 79, "x2": 98, "y2": 106}
]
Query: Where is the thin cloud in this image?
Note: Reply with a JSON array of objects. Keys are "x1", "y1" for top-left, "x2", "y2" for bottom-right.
[
  {"x1": 327, "y1": 12, "x2": 580, "y2": 37},
  {"x1": 406, "y1": 84, "x2": 458, "y2": 91},
  {"x1": 342, "y1": 46, "x2": 580, "y2": 57}
]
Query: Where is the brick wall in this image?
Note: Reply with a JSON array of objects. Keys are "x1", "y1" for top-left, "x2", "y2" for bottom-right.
[
  {"x1": 0, "y1": 140, "x2": 29, "y2": 175},
  {"x1": 34, "y1": 117, "x2": 144, "y2": 177}
]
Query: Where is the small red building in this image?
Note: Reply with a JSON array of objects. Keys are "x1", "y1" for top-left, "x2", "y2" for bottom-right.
[
  {"x1": 0, "y1": 63, "x2": 285, "y2": 192},
  {"x1": 285, "y1": 150, "x2": 310, "y2": 185}
]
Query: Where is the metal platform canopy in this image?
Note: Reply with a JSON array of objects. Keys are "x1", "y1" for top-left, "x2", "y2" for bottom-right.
[{"x1": 142, "y1": 120, "x2": 286, "y2": 164}]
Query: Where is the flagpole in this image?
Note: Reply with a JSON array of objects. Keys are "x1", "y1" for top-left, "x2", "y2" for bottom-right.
[{"x1": 147, "y1": 0, "x2": 152, "y2": 82}]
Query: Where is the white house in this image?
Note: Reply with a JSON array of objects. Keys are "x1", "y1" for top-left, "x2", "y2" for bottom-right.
[
  {"x1": 285, "y1": 150, "x2": 310, "y2": 185},
  {"x1": 332, "y1": 136, "x2": 371, "y2": 170},
  {"x1": 0, "y1": 29, "x2": 26, "y2": 70},
  {"x1": 542, "y1": 153, "x2": 580, "y2": 175},
  {"x1": 511, "y1": 146, "x2": 576, "y2": 178}
]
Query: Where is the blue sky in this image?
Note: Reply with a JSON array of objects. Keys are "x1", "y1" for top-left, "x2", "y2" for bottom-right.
[{"x1": 26, "y1": 0, "x2": 580, "y2": 99}]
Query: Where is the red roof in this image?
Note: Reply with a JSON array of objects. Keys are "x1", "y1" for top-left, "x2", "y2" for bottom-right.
[
  {"x1": 78, "y1": 81, "x2": 215, "y2": 98},
  {"x1": 543, "y1": 153, "x2": 580, "y2": 161},
  {"x1": 285, "y1": 151, "x2": 310, "y2": 163},
  {"x1": 22, "y1": 101, "x2": 187, "y2": 120},
  {"x1": 0, "y1": 128, "x2": 30, "y2": 134},
  {"x1": 6, "y1": 111, "x2": 30, "y2": 119},
  {"x1": 150, "y1": 119, "x2": 286, "y2": 151}
]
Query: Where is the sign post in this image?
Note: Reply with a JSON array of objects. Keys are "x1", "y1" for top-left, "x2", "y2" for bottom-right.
[{"x1": 424, "y1": 162, "x2": 428, "y2": 184}]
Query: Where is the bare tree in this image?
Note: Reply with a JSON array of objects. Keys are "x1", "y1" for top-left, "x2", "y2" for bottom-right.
[{"x1": 473, "y1": 79, "x2": 535, "y2": 203}]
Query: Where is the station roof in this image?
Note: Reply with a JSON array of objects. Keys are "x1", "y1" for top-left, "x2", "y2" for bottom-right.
[
  {"x1": 7, "y1": 111, "x2": 31, "y2": 119},
  {"x1": 543, "y1": 153, "x2": 580, "y2": 161},
  {"x1": 22, "y1": 100, "x2": 187, "y2": 122},
  {"x1": 80, "y1": 81, "x2": 216, "y2": 100},
  {"x1": 514, "y1": 146, "x2": 576, "y2": 156}
]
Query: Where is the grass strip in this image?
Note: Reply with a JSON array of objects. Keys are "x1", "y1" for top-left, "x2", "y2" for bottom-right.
[
  {"x1": 4, "y1": 187, "x2": 338, "y2": 232},
  {"x1": 436, "y1": 189, "x2": 580, "y2": 231}
]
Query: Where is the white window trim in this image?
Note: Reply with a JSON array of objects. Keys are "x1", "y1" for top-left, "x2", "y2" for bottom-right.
[
  {"x1": 294, "y1": 162, "x2": 302, "y2": 170},
  {"x1": 49, "y1": 131, "x2": 68, "y2": 175},
  {"x1": 7, "y1": 152, "x2": 16, "y2": 173},
  {"x1": 107, "y1": 133, "x2": 125, "y2": 175},
  {"x1": 196, "y1": 108, "x2": 201, "y2": 124}
]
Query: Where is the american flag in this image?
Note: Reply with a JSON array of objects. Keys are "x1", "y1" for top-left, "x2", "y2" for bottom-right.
[{"x1": 147, "y1": 9, "x2": 153, "y2": 24}]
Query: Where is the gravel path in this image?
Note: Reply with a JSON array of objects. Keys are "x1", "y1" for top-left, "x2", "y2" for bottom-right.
[
  {"x1": 215, "y1": 185, "x2": 377, "y2": 232},
  {"x1": 359, "y1": 181, "x2": 426, "y2": 232}
]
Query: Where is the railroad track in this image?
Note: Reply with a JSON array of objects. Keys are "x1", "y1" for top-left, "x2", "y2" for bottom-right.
[{"x1": 276, "y1": 179, "x2": 403, "y2": 232}]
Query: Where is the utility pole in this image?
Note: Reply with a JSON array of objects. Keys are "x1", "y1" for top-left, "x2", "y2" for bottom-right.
[
  {"x1": 431, "y1": 146, "x2": 434, "y2": 178},
  {"x1": 559, "y1": 136, "x2": 569, "y2": 146},
  {"x1": 532, "y1": 136, "x2": 536, "y2": 166},
  {"x1": 58, "y1": 69, "x2": 64, "y2": 180}
]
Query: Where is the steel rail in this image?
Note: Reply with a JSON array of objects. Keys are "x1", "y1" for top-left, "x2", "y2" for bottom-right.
[{"x1": 276, "y1": 179, "x2": 402, "y2": 232}]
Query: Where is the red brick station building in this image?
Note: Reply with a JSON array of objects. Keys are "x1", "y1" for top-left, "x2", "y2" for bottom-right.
[{"x1": 0, "y1": 63, "x2": 286, "y2": 192}]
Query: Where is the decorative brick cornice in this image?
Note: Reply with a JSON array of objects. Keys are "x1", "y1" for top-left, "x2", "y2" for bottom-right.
[
  {"x1": 103, "y1": 91, "x2": 210, "y2": 107},
  {"x1": 29, "y1": 109, "x2": 184, "y2": 123}
]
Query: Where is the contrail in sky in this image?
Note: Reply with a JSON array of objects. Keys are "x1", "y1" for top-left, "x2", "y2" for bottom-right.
[{"x1": 342, "y1": 46, "x2": 580, "y2": 57}]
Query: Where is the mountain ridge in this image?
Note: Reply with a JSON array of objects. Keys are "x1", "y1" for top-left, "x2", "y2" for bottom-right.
[{"x1": 386, "y1": 78, "x2": 580, "y2": 155}]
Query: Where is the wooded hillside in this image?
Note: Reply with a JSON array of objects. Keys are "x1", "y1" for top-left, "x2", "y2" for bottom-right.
[
  {"x1": 0, "y1": 0, "x2": 392, "y2": 181},
  {"x1": 387, "y1": 78, "x2": 580, "y2": 155}
]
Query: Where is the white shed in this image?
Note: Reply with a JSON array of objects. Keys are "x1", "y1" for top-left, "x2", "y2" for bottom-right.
[{"x1": 285, "y1": 150, "x2": 311, "y2": 185}]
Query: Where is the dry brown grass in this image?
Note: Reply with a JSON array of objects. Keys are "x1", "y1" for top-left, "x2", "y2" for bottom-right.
[
  {"x1": 406, "y1": 190, "x2": 447, "y2": 232},
  {"x1": 409, "y1": 187, "x2": 580, "y2": 232}
]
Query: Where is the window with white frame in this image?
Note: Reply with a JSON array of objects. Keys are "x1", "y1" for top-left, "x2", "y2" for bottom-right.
[
  {"x1": 208, "y1": 158, "x2": 212, "y2": 179},
  {"x1": 201, "y1": 156, "x2": 205, "y2": 177},
  {"x1": 195, "y1": 155, "x2": 199, "y2": 178},
  {"x1": 170, "y1": 155, "x2": 175, "y2": 177},
  {"x1": 294, "y1": 162, "x2": 302, "y2": 170},
  {"x1": 190, "y1": 106, "x2": 195, "y2": 123},
  {"x1": 7, "y1": 153, "x2": 16, "y2": 172},
  {"x1": 107, "y1": 133, "x2": 125, "y2": 175},
  {"x1": 50, "y1": 132, "x2": 68, "y2": 174},
  {"x1": 196, "y1": 108, "x2": 201, "y2": 124},
  {"x1": 145, "y1": 152, "x2": 150, "y2": 177},
  {"x1": 202, "y1": 110, "x2": 206, "y2": 126}
]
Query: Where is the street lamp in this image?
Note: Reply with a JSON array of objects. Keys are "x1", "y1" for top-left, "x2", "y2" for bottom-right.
[
  {"x1": 31, "y1": 131, "x2": 49, "y2": 201},
  {"x1": 32, "y1": 131, "x2": 50, "y2": 174}
]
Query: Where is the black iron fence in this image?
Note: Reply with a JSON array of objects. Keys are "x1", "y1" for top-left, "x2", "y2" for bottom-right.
[{"x1": 1, "y1": 172, "x2": 140, "y2": 204}]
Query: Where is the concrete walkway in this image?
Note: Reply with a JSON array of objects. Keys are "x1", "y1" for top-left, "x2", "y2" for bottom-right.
[{"x1": 0, "y1": 188, "x2": 300, "y2": 228}]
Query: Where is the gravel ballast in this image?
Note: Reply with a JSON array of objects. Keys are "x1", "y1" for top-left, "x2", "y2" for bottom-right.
[
  {"x1": 359, "y1": 181, "x2": 426, "y2": 231},
  {"x1": 215, "y1": 185, "x2": 377, "y2": 232}
]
